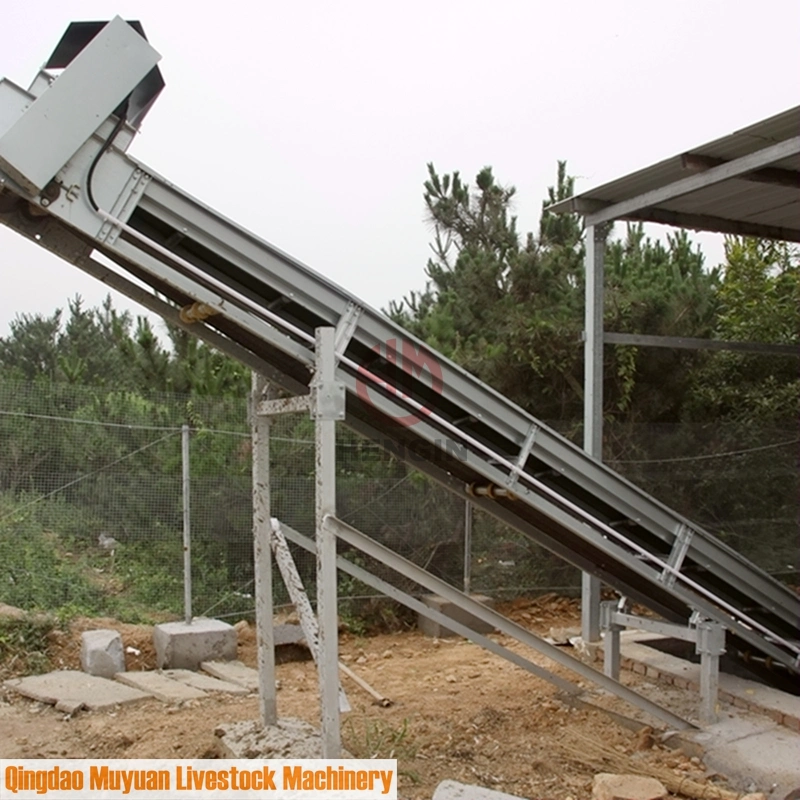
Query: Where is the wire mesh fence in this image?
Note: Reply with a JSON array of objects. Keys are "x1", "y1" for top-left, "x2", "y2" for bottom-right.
[{"x1": 0, "y1": 378, "x2": 796, "y2": 625}]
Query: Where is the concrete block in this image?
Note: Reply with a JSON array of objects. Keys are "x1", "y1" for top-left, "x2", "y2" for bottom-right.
[
  {"x1": 418, "y1": 594, "x2": 496, "y2": 638},
  {"x1": 114, "y1": 671, "x2": 206, "y2": 703},
  {"x1": 592, "y1": 773, "x2": 667, "y2": 800},
  {"x1": 153, "y1": 618, "x2": 236, "y2": 670},
  {"x1": 274, "y1": 623, "x2": 312, "y2": 664},
  {"x1": 80, "y1": 629, "x2": 125, "y2": 678},
  {"x1": 4, "y1": 670, "x2": 149, "y2": 710},
  {"x1": 433, "y1": 779, "x2": 525, "y2": 800}
]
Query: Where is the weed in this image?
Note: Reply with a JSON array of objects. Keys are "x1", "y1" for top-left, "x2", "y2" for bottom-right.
[
  {"x1": 0, "y1": 615, "x2": 58, "y2": 678},
  {"x1": 343, "y1": 717, "x2": 420, "y2": 782}
]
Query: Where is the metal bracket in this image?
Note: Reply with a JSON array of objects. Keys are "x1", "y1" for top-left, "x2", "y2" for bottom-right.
[
  {"x1": 258, "y1": 395, "x2": 311, "y2": 416},
  {"x1": 311, "y1": 381, "x2": 346, "y2": 421},
  {"x1": 659, "y1": 523, "x2": 695, "y2": 588},
  {"x1": 696, "y1": 620, "x2": 726, "y2": 658},
  {"x1": 600, "y1": 603, "x2": 726, "y2": 725},
  {"x1": 97, "y1": 167, "x2": 151, "y2": 245},
  {"x1": 505, "y1": 423, "x2": 539, "y2": 488},
  {"x1": 333, "y1": 301, "x2": 362, "y2": 359}
]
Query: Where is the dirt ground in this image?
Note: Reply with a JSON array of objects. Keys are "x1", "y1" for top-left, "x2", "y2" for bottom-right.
[{"x1": 0, "y1": 596, "x2": 743, "y2": 800}]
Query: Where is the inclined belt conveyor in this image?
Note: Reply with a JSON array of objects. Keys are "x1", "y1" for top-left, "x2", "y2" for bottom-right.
[{"x1": 1, "y1": 18, "x2": 797, "y2": 679}]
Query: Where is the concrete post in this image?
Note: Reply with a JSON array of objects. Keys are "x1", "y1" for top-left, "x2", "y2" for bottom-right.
[
  {"x1": 312, "y1": 328, "x2": 345, "y2": 757},
  {"x1": 251, "y1": 372, "x2": 277, "y2": 727}
]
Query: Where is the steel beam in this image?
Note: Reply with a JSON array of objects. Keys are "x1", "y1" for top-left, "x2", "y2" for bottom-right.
[
  {"x1": 681, "y1": 152, "x2": 800, "y2": 189},
  {"x1": 325, "y1": 514, "x2": 693, "y2": 729},
  {"x1": 584, "y1": 136, "x2": 800, "y2": 227},
  {"x1": 276, "y1": 520, "x2": 588, "y2": 697},
  {"x1": 627, "y1": 207, "x2": 800, "y2": 243},
  {"x1": 257, "y1": 395, "x2": 311, "y2": 416},
  {"x1": 605, "y1": 331, "x2": 798, "y2": 357},
  {"x1": 270, "y1": 520, "x2": 350, "y2": 713}
]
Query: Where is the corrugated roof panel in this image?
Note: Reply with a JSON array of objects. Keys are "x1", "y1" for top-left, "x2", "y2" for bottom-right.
[{"x1": 550, "y1": 105, "x2": 800, "y2": 240}]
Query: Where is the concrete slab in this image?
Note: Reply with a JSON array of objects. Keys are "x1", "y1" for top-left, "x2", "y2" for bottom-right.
[
  {"x1": 418, "y1": 594, "x2": 496, "y2": 638},
  {"x1": 433, "y1": 779, "x2": 525, "y2": 800},
  {"x1": 594, "y1": 630, "x2": 800, "y2": 795},
  {"x1": 153, "y1": 618, "x2": 236, "y2": 670},
  {"x1": 670, "y1": 716, "x2": 800, "y2": 796},
  {"x1": 201, "y1": 660, "x2": 259, "y2": 692},
  {"x1": 162, "y1": 669, "x2": 249, "y2": 695},
  {"x1": 4, "y1": 670, "x2": 149, "y2": 710},
  {"x1": 114, "y1": 672, "x2": 206, "y2": 703}
]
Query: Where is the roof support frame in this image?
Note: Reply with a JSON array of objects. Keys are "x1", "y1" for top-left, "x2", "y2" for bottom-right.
[
  {"x1": 626, "y1": 207, "x2": 800, "y2": 243},
  {"x1": 583, "y1": 135, "x2": 800, "y2": 227},
  {"x1": 681, "y1": 152, "x2": 800, "y2": 189}
]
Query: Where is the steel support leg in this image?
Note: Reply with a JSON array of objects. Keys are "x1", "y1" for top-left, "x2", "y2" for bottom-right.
[
  {"x1": 251, "y1": 372, "x2": 277, "y2": 727},
  {"x1": 581, "y1": 224, "x2": 606, "y2": 642},
  {"x1": 600, "y1": 601, "x2": 622, "y2": 680},
  {"x1": 463, "y1": 501, "x2": 473, "y2": 594},
  {"x1": 313, "y1": 328, "x2": 346, "y2": 757},
  {"x1": 697, "y1": 620, "x2": 725, "y2": 725},
  {"x1": 582, "y1": 573, "x2": 601, "y2": 642}
]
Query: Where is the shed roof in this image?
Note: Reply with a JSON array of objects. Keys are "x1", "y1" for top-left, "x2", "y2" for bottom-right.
[{"x1": 547, "y1": 106, "x2": 800, "y2": 242}]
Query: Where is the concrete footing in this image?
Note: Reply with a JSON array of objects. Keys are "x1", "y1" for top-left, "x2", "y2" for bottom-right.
[
  {"x1": 418, "y1": 594, "x2": 496, "y2": 638},
  {"x1": 433, "y1": 780, "x2": 525, "y2": 800},
  {"x1": 212, "y1": 718, "x2": 325, "y2": 759},
  {"x1": 80, "y1": 629, "x2": 125, "y2": 678},
  {"x1": 153, "y1": 618, "x2": 236, "y2": 670}
]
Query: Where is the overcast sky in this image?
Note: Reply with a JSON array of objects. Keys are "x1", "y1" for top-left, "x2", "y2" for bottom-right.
[{"x1": 1, "y1": 0, "x2": 798, "y2": 339}]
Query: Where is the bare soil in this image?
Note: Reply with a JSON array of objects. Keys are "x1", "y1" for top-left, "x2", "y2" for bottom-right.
[{"x1": 0, "y1": 596, "x2": 739, "y2": 800}]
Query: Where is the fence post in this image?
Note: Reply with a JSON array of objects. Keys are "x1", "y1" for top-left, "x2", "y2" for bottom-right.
[
  {"x1": 463, "y1": 500, "x2": 472, "y2": 594},
  {"x1": 181, "y1": 423, "x2": 192, "y2": 625}
]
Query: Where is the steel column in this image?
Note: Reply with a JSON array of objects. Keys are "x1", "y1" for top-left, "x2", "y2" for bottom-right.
[
  {"x1": 582, "y1": 223, "x2": 606, "y2": 642},
  {"x1": 251, "y1": 373, "x2": 277, "y2": 727}
]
